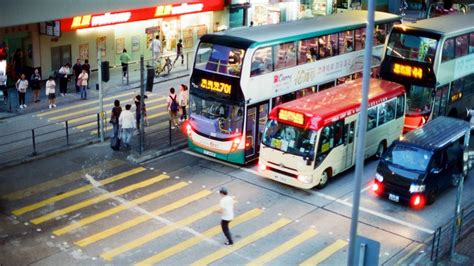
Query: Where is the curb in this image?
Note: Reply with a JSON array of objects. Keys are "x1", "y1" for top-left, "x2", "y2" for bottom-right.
[{"x1": 127, "y1": 142, "x2": 188, "y2": 164}]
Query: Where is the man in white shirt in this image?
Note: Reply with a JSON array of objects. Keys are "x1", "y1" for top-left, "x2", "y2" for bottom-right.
[
  {"x1": 150, "y1": 35, "x2": 162, "y2": 68},
  {"x1": 119, "y1": 104, "x2": 136, "y2": 148},
  {"x1": 218, "y1": 187, "x2": 234, "y2": 245}
]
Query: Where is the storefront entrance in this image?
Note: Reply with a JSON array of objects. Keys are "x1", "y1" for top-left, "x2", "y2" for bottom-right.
[{"x1": 51, "y1": 45, "x2": 71, "y2": 72}]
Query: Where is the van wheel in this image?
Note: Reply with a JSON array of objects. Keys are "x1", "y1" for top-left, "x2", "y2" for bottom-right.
[
  {"x1": 316, "y1": 169, "x2": 331, "y2": 189},
  {"x1": 452, "y1": 174, "x2": 461, "y2": 187},
  {"x1": 427, "y1": 188, "x2": 437, "y2": 205},
  {"x1": 376, "y1": 142, "x2": 386, "y2": 158}
]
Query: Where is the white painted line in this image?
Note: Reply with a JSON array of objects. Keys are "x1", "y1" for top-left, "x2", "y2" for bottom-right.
[{"x1": 182, "y1": 149, "x2": 435, "y2": 234}]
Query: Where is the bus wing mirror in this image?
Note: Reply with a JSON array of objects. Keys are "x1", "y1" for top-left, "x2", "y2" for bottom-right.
[{"x1": 431, "y1": 168, "x2": 441, "y2": 174}]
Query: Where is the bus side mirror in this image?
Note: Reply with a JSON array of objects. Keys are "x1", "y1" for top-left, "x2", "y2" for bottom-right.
[
  {"x1": 304, "y1": 151, "x2": 315, "y2": 166},
  {"x1": 431, "y1": 168, "x2": 441, "y2": 174}
]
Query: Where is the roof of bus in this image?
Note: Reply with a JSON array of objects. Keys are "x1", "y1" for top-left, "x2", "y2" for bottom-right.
[
  {"x1": 394, "y1": 12, "x2": 474, "y2": 36},
  {"x1": 201, "y1": 11, "x2": 400, "y2": 48},
  {"x1": 268, "y1": 79, "x2": 405, "y2": 131}
]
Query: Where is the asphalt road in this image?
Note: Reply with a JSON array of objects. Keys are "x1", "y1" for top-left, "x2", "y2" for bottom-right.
[{"x1": 1, "y1": 141, "x2": 473, "y2": 265}]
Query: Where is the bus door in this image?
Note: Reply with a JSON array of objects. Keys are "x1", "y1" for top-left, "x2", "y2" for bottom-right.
[
  {"x1": 343, "y1": 118, "x2": 357, "y2": 169},
  {"x1": 245, "y1": 102, "x2": 269, "y2": 158},
  {"x1": 432, "y1": 85, "x2": 449, "y2": 118}
]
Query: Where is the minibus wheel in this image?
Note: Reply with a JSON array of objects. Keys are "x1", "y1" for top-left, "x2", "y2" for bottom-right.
[
  {"x1": 316, "y1": 169, "x2": 331, "y2": 189},
  {"x1": 375, "y1": 141, "x2": 386, "y2": 158}
]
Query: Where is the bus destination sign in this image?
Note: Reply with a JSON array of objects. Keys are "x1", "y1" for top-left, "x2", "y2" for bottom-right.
[
  {"x1": 278, "y1": 109, "x2": 304, "y2": 125},
  {"x1": 392, "y1": 63, "x2": 423, "y2": 79},
  {"x1": 200, "y1": 78, "x2": 232, "y2": 95}
]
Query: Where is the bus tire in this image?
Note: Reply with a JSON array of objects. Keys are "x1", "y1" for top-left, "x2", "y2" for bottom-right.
[
  {"x1": 316, "y1": 169, "x2": 331, "y2": 189},
  {"x1": 375, "y1": 141, "x2": 386, "y2": 158}
]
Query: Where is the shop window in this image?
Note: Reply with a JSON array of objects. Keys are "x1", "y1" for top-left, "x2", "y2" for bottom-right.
[
  {"x1": 374, "y1": 24, "x2": 387, "y2": 46},
  {"x1": 470, "y1": 33, "x2": 474, "y2": 54},
  {"x1": 317, "y1": 120, "x2": 344, "y2": 162},
  {"x1": 355, "y1": 28, "x2": 365, "y2": 51},
  {"x1": 274, "y1": 41, "x2": 297, "y2": 70},
  {"x1": 319, "y1": 33, "x2": 338, "y2": 59},
  {"x1": 455, "y1": 35, "x2": 468, "y2": 57},
  {"x1": 442, "y1": 38, "x2": 455, "y2": 62},
  {"x1": 367, "y1": 106, "x2": 377, "y2": 130},
  {"x1": 299, "y1": 37, "x2": 319, "y2": 64},
  {"x1": 396, "y1": 95, "x2": 405, "y2": 119},
  {"x1": 339, "y1": 30, "x2": 354, "y2": 54},
  {"x1": 251, "y1": 47, "x2": 273, "y2": 76}
]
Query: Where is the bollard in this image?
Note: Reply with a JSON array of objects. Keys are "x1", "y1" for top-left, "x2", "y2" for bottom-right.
[
  {"x1": 96, "y1": 83, "x2": 99, "y2": 91},
  {"x1": 169, "y1": 120, "x2": 172, "y2": 146},
  {"x1": 65, "y1": 121, "x2": 70, "y2": 145},
  {"x1": 97, "y1": 113, "x2": 100, "y2": 137},
  {"x1": 31, "y1": 129, "x2": 37, "y2": 156}
]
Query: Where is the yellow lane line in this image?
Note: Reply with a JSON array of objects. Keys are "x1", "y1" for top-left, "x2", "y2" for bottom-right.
[
  {"x1": 53, "y1": 182, "x2": 188, "y2": 236},
  {"x1": 74, "y1": 189, "x2": 211, "y2": 247},
  {"x1": 135, "y1": 208, "x2": 263, "y2": 266},
  {"x1": 192, "y1": 218, "x2": 291, "y2": 266},
  {"x1": 58, "y1": 98, "x2": 165, "y2": 123},
  {"x1": 299, "y1": 239, "x2": 348, "y2": 266},
  {"x1": 101, "y1": 205, "x2": 220, "y2": 261},
  {"x1": 247, "y1": 229, "x2": 318, "y2": 266},
  {"x1": 36, "y1": 91, "x2": 138, "y2": 117},
  {"x1": 30, "y1": 174, "x2": 169, "y2": 225},
  {"x1": 147, "y1": 111, "x2": 168, "y2": 120},
  {"x1": 2, "y1": 160, "x2": 125, "y2": 201},
  {"x1": 12, "y1": 167, "x2": 146, "y2": 216}
]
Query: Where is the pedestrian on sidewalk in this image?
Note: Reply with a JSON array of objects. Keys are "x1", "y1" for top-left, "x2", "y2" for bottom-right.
[
  {"x1": 167, "y1": 87, "x2": 179, "y2": 129},
  {"x1": 134, "y1": 94, "x2": 148, "y2": 130},
  {"x1": 149, "y1": 35, "x2": 162, "y2": 68},
  {"x1": 73, "y1": 59, "x2": 82, "y2": 93},
  {"x1": 58, "y1": 63, "x2": 70, "y2": 96},
  {"x1": 173, "y1": 39, "x2": 184, "y2": 66},
  {"x1": 45, "y1": 75, "x2": 57, "y2": 109},
  {"x1": 217, "y1": 187, "x2": 234, "y2": 245},
  {"x1": 179, "y1": 84, "x2": 188, "y2": 122},
  {"x1": 119, "y1": 104, "x2": 135, "y2": 148},
  {"x1": 82, "y1": 59, "x2": 91, "y2": 89},
  {"x1": 0, "y1": 69, "x2": 7, "y2": 104},
  {"x1": 120, "y1": 49, "x2": 131, "y2": 79},
  {"x1": 110, "y1": 100, "x2": 122, "y2": 139},
  {"x1": 30, "y1": 68, "x2": 41, "y2": 103},
  {"x1": 16, "y1": 73, "x2": 28, "y2": 109},
  {"x1": 78, "y1": 69, "x2": 88, "y2": 100}
]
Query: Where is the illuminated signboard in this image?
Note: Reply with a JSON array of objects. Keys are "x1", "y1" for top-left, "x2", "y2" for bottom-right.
[
  {"x1": 61, "y1": 1, "x2": 224, "y2": 31},
  {"x1": 392, "y1": 63, "x2": 423, "y2": 79},
  {"x1": 278, "y1": 110, "x2": 304, "y2": 125},
  {"x1": 200, "y1": 78, "x2": 232, "y2": 95}
]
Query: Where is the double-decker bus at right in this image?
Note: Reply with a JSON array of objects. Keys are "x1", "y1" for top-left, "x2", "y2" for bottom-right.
[{"x1": 380, "y1": 13, "x2": 474, "y2": 133}]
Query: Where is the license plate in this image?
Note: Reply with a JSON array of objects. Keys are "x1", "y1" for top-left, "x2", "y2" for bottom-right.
[
  {"x1": 203, "y1": 150, "x2": 216, "y2": 157},
  {"x1": 274, "y1": 174, "x2": 288, "y2": 183},
  {"x1": 389, "y1": 193, "x2": 399, "y2": 202}
]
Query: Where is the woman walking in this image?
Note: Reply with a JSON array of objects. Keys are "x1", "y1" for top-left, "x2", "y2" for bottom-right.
[
  {"x1": 30, "y1": 68, "x2": 41, "y2": 103},
  {"x1": 58, "y1": 63, "x2": 70, "y2": 96},
  {"x1": 78, "y1": 69, "x2": 88, "y2": 100},
  {"x1": 45, "y1": 76, "x2": 57, "y2": 108},
  {"x1": 16, "y1": 73, "x2": 28, "y2": 109},
  {"x1": 110, "y1": 100, "x2": 122, "y2": 139},
  {"x1": 179, "y1": 84, "x2": 188, "y2": 122}
]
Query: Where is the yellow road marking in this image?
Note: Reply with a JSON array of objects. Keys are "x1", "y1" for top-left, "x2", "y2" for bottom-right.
[
  {"x1": 135, "y1": 208, "x2": 263, "y2": 266},
  {"x1": 30, "y1": 174, "x2": 168, "y2": 225},
  {"x1": 59, "y1": 99, "x2": 165, "y2": 123},
  {"x1": 248, "y1": 229, "x2": 318, "y2": 266},
  {"x1": 53, "y1": 182, "x2": 188, "y2": 236},
  {"x1": 101, "y1": 205, "x2": 220, "y2": 261},
  {"x1": 192, "y1": 218, "x2": 291, "y2": 266},
  {"x1": 147, "y1": 111, "x2": 168, "y2": 120},
  {"x1": 36, "y1": 91, "x2": 138, "y2": 117},
  {"x1": 12, "y1": 167, "x2": 146, "y2": 216},
  {"x1": 2, "y1": 160, "x2": 124, "y2": 201},
  {"x1": 299, "y1": 239, "x2": 348, "y2": 266},
  {"x1": 75, "y1": 189, "x2": 211, "y2": 247}
]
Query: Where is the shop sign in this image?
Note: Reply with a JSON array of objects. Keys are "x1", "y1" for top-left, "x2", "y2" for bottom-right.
[{"x1": 61, "y1": 1, "x2": 224, "y2": 32}]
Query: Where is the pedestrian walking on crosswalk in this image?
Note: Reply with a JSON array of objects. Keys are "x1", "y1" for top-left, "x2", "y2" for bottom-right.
[
  {"x1": 217, "y1": 187, "x2": 234, "y2": 245},
  {"x1": 119, "y1": 104, "x2": 136, "y2": 148}
]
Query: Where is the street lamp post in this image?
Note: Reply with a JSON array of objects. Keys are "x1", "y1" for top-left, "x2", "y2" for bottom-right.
[{"x1": 97, "y1": 49, "x2": 105, "y2": 143}]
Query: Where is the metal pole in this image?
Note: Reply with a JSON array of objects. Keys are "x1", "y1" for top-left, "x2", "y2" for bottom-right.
[
  {"x1": 97, "y1": 113, "x2": 100, "y2": 137},
  {"x1": 169, "y1": 120, "x2": 172, "y2": 146},
  {"x1": 126, "y1": 64, "x2": 129, "y2": 85},
  {"x1": 31, "y1": 129, "x2": 37, "y2": 156},
  {"x1": 65, "y1": 120, "x2": 69, "y2": 145},
  {"x1": 348, "y1": 0, "x2": 375, "y2": 264},
  {"x1": 450, "y1": 175, "x2": 464, "y2": 258},
  {"x1": 139, "y1": 55, "x2": 145, "y2": 154},
  {"x1": 98, "y1": 49, "x2": 104, "y2": 143}
]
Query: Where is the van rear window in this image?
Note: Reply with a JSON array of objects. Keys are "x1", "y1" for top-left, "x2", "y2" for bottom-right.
[{"x1": 382, "y1": 144, "x2": 432, "y2": 172}]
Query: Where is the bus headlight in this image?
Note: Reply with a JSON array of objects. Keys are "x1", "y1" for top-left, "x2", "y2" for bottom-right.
[
  {"x1": 375, "y1": 173, "x2": 384, "y2": 182},
  {"x1": 258, "y1": 161, "x2": 267, "y2": 171},
  {"x1": 297, "y1": 175, "x2": 313, "y2": 184},
  {"x1": 409, "y1": 184, "x2": 425, "y2": 193}
]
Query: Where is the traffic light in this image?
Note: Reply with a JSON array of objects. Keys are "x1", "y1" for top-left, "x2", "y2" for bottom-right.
[
  {"x1": 101, "y1": 61, "x2": 110, "y2": 82},
  {"x1": 146, "y1": 66, "x2": 155, "y2": 92}
]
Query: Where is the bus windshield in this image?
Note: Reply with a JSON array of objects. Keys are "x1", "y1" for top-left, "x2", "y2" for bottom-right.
[
  {"x1": 407, "y1": 85, "x2": 433, "y2": 115},
  {"x1": 382, "y1": 144, "x2": 432, "y2": 173},
  {"x1": 262, "y1": 119, "x2": 317, "y2": 157},
  {"x1": 194, "y1": 42, "x2": 245, "y2": 77},
  {"x1": 386, "y1": 32, "x2": 438, "y2": 64},
  {"x1": 189, "y1": 94, "x2": 244, "y2": 139}
]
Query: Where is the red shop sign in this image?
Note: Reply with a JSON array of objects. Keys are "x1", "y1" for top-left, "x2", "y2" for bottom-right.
[{"x1": 60, "y1": 1, "x2": 224, "y2": 32}]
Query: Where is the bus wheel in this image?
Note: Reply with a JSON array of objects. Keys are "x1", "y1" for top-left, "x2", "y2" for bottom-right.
[
  {"x1": 376, "y1": 142, "x2": 386, "y2": 158},
  {"x1": 317, "y1": 169, "x2": 331, "y2": 189}
]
